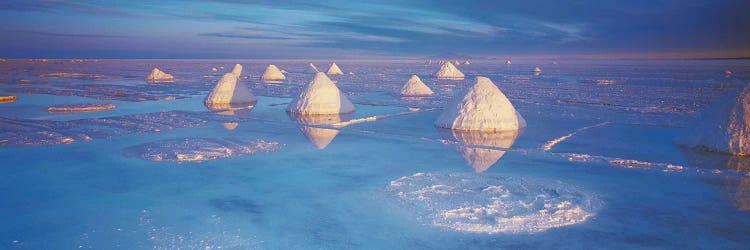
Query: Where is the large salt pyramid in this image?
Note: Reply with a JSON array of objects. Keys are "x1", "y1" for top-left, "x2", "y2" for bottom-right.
[
  {"x1": 677, "y1": 83, "x2": 750, "y2": 156},
  {"x1": 287, "y1": 72, "x2": 355, "y2": 114},
  {"x1": 435, "y1": 62, "x2": 465, "y2": 79},
  {"x1": 435, "y1": 77, "x2": 526, "y2": 131},
  {"x1": 205, "y1": 73, "x2": 257, "y2": 109},
  {"x1": 327, "y1": 63, "x2": 344, "y2": 75},
  {"x1": 439, "y1": 129, "x2": 520, "y2": 173},
  {"x1": 261, "y1": 64, "x2": 286, "y2": 81},
  {"x1": 146, "y1": 68, "x2": 175, "y2": 83},
  {"x1": 231, "y1": 64, "x2": 243, "y2": 78},
  {"x1": 305, "y1": 63, "x2": 320, "y2": 73},
  {"x1": 401, "y1": 75, "x2": 434, "y2": 96}
]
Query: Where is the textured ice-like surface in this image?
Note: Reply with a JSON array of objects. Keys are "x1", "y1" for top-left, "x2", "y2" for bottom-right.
[
  {"x1": 46, "y1": 103, "x2": 116, "y2": 113},
  {"x1": 0, "y1": 111, "x2": 219, "y2": 147},
  {"x1": 125, "y1": 138, "x2": 281, "y2": 162},
  {"x1": 388, "y1": 173, "x2": 601, "y2": 234}
]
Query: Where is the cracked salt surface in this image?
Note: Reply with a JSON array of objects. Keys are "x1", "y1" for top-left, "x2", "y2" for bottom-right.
[{"x1": 388, "y1": 173, "x2": 601, "y2": 234}]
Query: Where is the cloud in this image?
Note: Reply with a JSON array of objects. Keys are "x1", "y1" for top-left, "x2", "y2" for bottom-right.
[{"x1": 8, "y1": 30, "x2": 128, "y2": 38}]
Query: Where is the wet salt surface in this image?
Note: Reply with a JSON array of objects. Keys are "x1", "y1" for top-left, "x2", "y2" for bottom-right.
[{"x1": 1, "y1": 59, "x2": 750, "y2": 249}]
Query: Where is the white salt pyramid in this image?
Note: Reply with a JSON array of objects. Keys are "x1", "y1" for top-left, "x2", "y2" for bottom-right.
[
  {"x1": 506, "y1": 60, "x2": 512, "y2": 65},
  {"x1": 146, "y1": 68, "x2": 175, "y2": 83},
  {"x1": 440, "y1": 129, "x2": 520, "y2": 173},
  {"x1": 453, "y1": 60, "x2": 460, "y2": 65},
  {"x1": 286, "y1": 72, "x2": 355, "y2": 114},
  {"x1": 211, "y1": 68, "x2": 218, "y2": 72},
  {"x1": 677, "y1": 83, "x2": 750, "y2": 156},
  {"x1": 435, "y1": 76, "x2": 526, "y2": 131},
  {"x1": 463, "y1": 60, "x2": 470, "y2": 65},
  {"x1": 205, "y1": 73, "x2": 257, "y2": 109},
  {"x1": 305, "y1": 63, "x2": 320, "y2": 73},
  {"x1": 327, "y1": 63, "x2": 344, "y2": 75},
  {"x1": 261, "y1": 64, "x2": 286, "y2": 81},
  {"x1": 231, "y1": 64, "x2": 243, "y2": 78},
  {"x1": 401, "y1": 75, "x2": 434, "y2": 96},
  {"x1": 534, "y1": 67, "x2": 542, "y2": 72},
  {"x1": 435, "y1": 61, "x2": 465, "y2": 79}
]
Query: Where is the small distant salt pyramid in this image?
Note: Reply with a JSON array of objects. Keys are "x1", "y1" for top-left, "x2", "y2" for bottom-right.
[
  {"x1": 453, "y1": 60, "x2": 460, "y2": 65},
  {"x1": 401, "y1": 75, "x2": 434, "y2": 96},
  {"x1": 435, "y1": 76, "x2": 526, "y2": 131},
  {"x1": 463, "y1": 60, "x2": 470, "y2": 65},
  {"x1": 534, "y1": 67, "x2": 542, "y2": 73},
  {"x1": 305, "y1": 63, "x2": 320, "y2": 73},
  {"x1": 327, "y1": 63, "x2": 344, "y2": 75},
  {"x1": 677, "y1": 83, "x2": 750, "y2": 156},
  {"x1": 726, "y1": 70, "x2": 733, "y2": 77},
  {"x1": 146, "y1": 68, "x2": 175, "y2": 83},
  {"x1": 435, "y1": 61, "x2": 465, "y2": 79},
  {"x1": 231, "y1": 64, "x2": 243, "y2": 78},
  {"x1": 205, "y1": 72, "x2": 257, "y2": 109},
  {"x1": 287, "y1": 72, "x2": 355, "y2": 114},
  {"x1": 506, "y1": 60, "x2": 512, "y2": 65},
  {"x1": 261, "y1": 64, "x2": 286, "y2": 81},
  {"x1": 211, "y1": 67, "x2": 218, "y2": 72},
  {"x1": 425, "y1": 60, "x2": 432, "y2": 65}
]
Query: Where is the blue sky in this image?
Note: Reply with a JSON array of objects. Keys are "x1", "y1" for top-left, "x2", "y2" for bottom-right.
[{"x1": 0, "y1": 0, "x2": 748, "y2": 59}]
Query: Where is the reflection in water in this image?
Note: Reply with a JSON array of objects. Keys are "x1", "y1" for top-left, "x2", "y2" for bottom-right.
[
  {"x1": 680, "y1": 148, "x2": 750, "y2": 211},
  {"x1": 438, "y1": 128, "x2": 521, "y2": 173},
  {"x1": 205, "y1": 102, "x2": 256, "y2": 130},
  {"x1": 288, "y1": 113, "x2": 353, "y2": 150}
]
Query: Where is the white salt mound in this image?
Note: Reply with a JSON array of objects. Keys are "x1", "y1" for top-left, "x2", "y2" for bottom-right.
[
  {"x1": 146, "y1": 68, "x2": 175, "y2": 83},
  {"x1": 677, "y1": 83, "x2": 750, "y2": 156},
  {"x1": 401, "y1": 75, "x2": 434, "y2": 96},
  {"x1": 463, "y1": 60, "x2": 470, "y2": 65},
  {"x1": 286, "y1": 72, "x2": 355, "y2": 114},
  {"x1": 231, "y1": 64, "x2": 243, "y2": 78},
  {"x1": 261, "y1": 64, "x2": 286, "y2": 81},
  {"x1": 205, "y1": 73, "x2": 257, "y2": 107},
  {"x1": 305, "y1": 63, "x2": 320, "y2": 73},
  {"x1": 327, "y1": 63, "x2": 344, "y2": 75},
  {"x1": 435, "y1": 62, "x2": 465, "y2": 79},
  {"x1": 506, "y1": 60, "x2": 512, "y2": 65},
  {"x1": 211, "y1": 68, "x2": 218, "y2": 72},
  {"x1": 435, "y1": 76, "x2": 526, "y2": 131},
  {"x1": 534, "y1": 67, "x2": 542, "y2": 72}
]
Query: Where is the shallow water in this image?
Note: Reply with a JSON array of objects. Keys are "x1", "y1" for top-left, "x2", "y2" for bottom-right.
[{"x1": 1, "y1": 59, "x2": 750, "y2": 249}]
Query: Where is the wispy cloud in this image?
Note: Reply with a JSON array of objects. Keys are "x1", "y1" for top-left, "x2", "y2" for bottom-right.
[{"x1": 8, "y1": 29, "x2": 128, "y2": 38}]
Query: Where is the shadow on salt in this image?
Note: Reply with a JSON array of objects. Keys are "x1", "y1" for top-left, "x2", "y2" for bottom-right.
[
  {"x1": 680, "y1": 148, "x2": 750, "y2": 211},
  {"x1": 387, "y1": 172, "x2": 602, "y2": 234}
]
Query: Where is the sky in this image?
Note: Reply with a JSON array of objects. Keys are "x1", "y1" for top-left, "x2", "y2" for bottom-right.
[{"x1": 0, "y1": 0, "x2": 748, "y2": 59}]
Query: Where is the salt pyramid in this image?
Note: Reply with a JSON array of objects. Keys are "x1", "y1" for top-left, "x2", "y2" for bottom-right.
[
  {"x1": 453, "y1": 60, "x2": 460, "y2": 65},
  {"x1": 677, "y1": 83, "x2": 750, "y2": 156},
  {"x1": 327, "y1": 63, "x2": 344, "y2": 75},
  {"x1": 463, "y1": 60, "x2": 470, "y2": 65},
  {"x1": 534, "y1": 67, "x2": 542, "y2": 73},
  {"x1": 211, "y1": 67, "x2": 218, "y2": 72},
  {"x1": 261, "y1": 64, "x2": 286, "y2": 81},
  {"x1": 231, "y1": 64, "x2": 243, "y2": 78},
  {"x1": 401, "y1": 75, "x2": 434, "y2": 96},
  {"x1": 289, "y1": 113, "x2": 351, "y2": 149},
  {"x1": 287, "y1": 72, "x2": 355, "y2": 114},
  {"x1": 506, "y1": 60, "x2": 512, "y2": 65},
  {"x1": 439, "y1": 129, "x2": 520, "y2": 173},
  {"x1": 435, "y1": 61, "x2": 465, "y2": 79},
  {"x1": 205, "y1": 73, "x2": 257, "y2": 109},
  {"x1": 435, "y1": 76, "x2": 526, "y2": 131},
  {"x1": 305, "y1": 63, "x2": 320, "y2": 73},
  {"x1": 146, "y1": 68, "x2": 175, "y2": 83}
]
